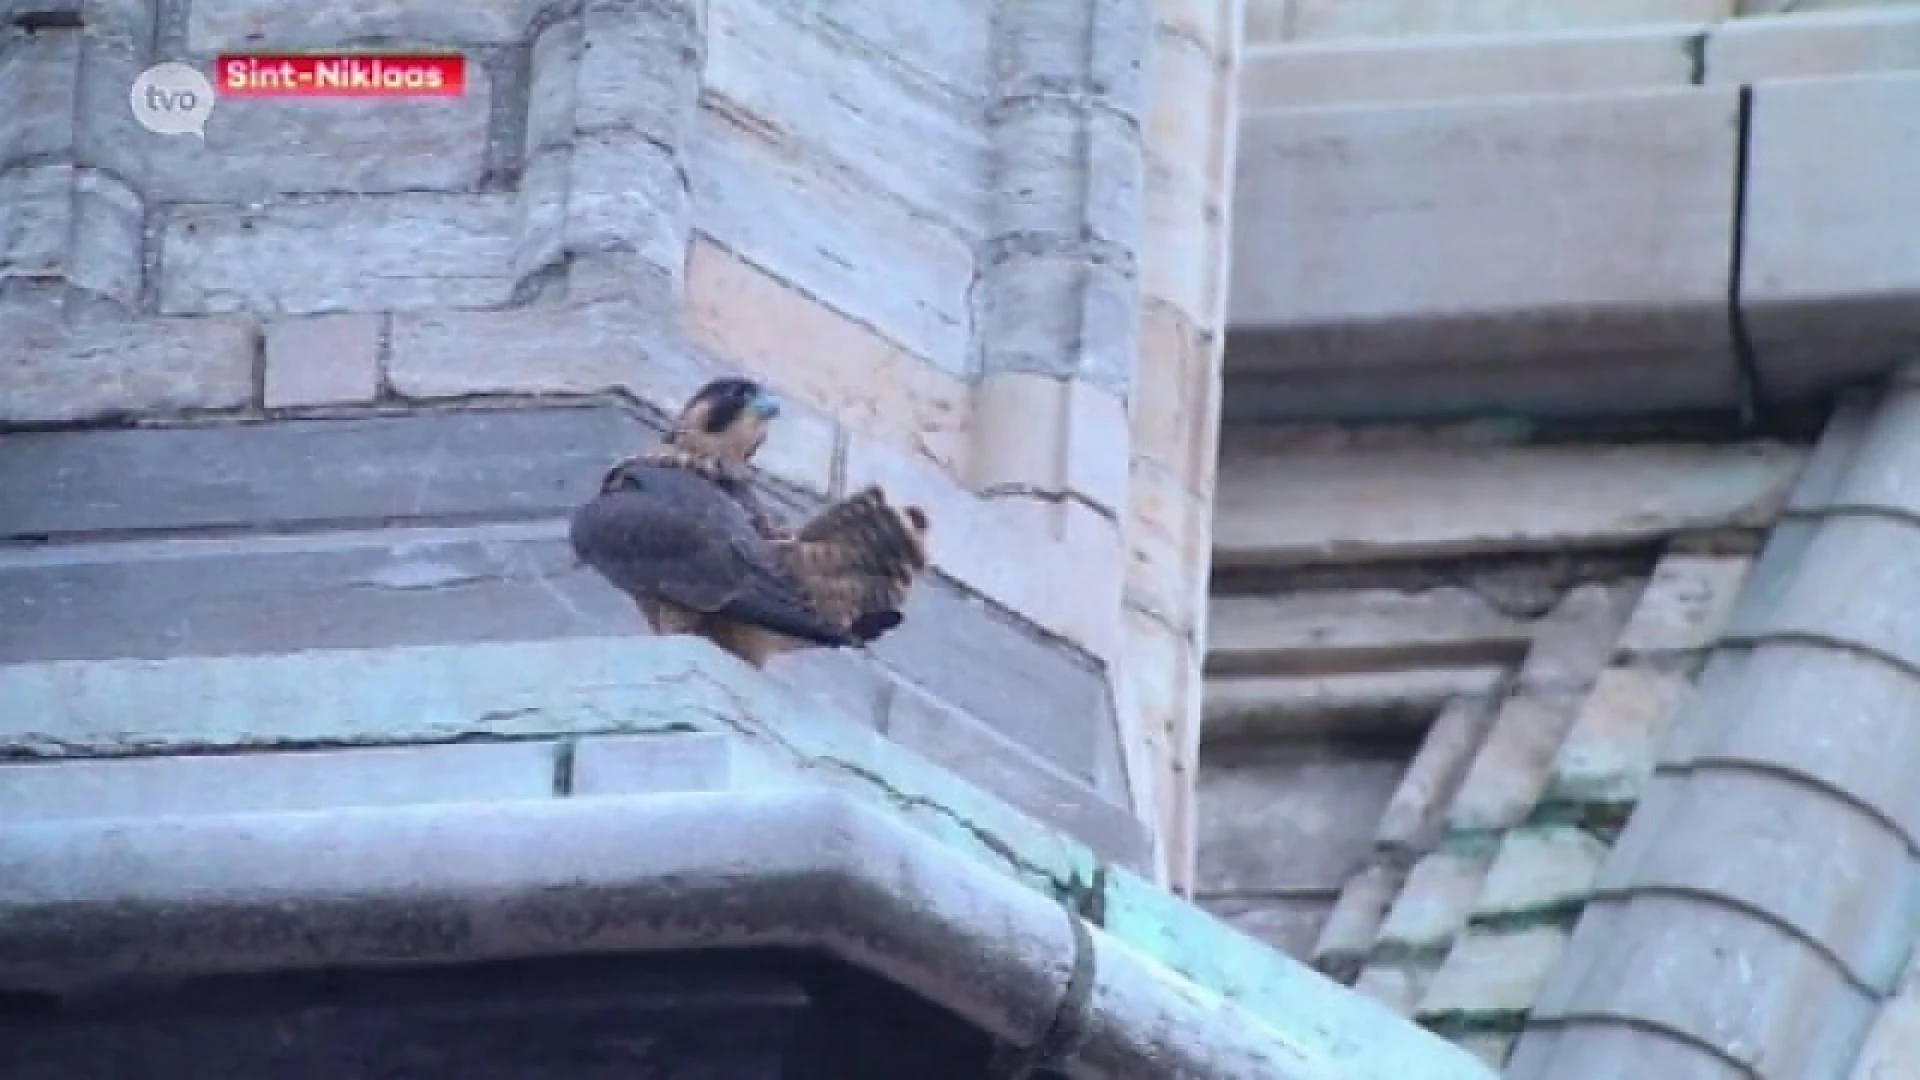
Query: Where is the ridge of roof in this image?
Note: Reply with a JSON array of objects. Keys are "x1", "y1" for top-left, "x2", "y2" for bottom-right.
[{"x1": 1509, "y1": 385, "x2": 1920, "y2": 1077}]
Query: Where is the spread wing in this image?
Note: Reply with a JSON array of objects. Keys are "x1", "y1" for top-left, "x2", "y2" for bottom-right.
[
  {"x1": 775, "y1": 487, "x2": 930, "y2": 641},
  {"x1": 570, "y1": 464, "x2": 854, "y2": 647}
]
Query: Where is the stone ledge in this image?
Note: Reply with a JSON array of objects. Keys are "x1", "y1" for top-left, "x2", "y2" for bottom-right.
[
  {"x1": 0, "y1": 785, "x2": 1495, "y2": 1080},
  {"x1": 1705, "y1": 7, "x2": 1920, "y2": 85}
]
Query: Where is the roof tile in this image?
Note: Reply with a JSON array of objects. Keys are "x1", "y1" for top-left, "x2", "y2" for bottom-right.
[
  {"x1": 1471, "y1": 825, "x2": 1607, "y2": 923},
  {"x1": 1669, "y1": 641, "x2": 1920, "y2": 852},
  {"x1": 1781, "y1": 390, "x2": 1878, "y2": 516},
  {"x1": 1444, "y1": 694, "x2": 1581, "y2": 834},
  {"x1": 1377, "y1": 849, "x2": 1492, "y2": 959},
  {"x1": 1849, "y1": 991, "x2": 1920, "y2": 1080},
  {"x1": 1312, "y1": 864, "x2": 1402, "y2": 980},
  {"x1": 1516, "y1": 582, "x2": 1642, "y2": 695},
  {"x1": 1738, "y1": 515, "x2": 1920, "y2": 673},
  {"x1": 1353, "y1": 961, "x2": 1426, "y2": 1017},
  {"x1": 1654, "y1": 647, "x2": 1754, "y2": 770},
  {"x1": 1597, "y1": 765, "x2": 1917, "y2": 990},
  {"x1": 1613, "y1": 554, "x2": 1753, "y2": 658},
  {"x1": 1507, "y1": 1022, "x2": 1752, "y2": 1080},
  {"x1": 1376, "y1": 696, "x2": 1501, "y2": 857},
  {"x1": 1529, "y1": 893, "x2": 1879, "y2": 1077},
  {"x1": 1546, "y1": 666, "x2": 1691, "y2": 810},
  {"x1": 1418, "y1": 926, "x2": 1570, "y2": 1023},
  {"x1": 1810, "y1": 386, "x2": 1920, "y2": 517}
]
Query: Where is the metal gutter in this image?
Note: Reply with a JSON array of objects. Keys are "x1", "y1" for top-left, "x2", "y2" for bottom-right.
[{"x1": 0, "y1": 788, "x2": 1369, "y2": 1080}]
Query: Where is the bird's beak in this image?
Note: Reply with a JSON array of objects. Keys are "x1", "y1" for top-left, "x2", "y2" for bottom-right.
[{"x1": 749, "y1": 391, "x2": 782, "y2": 419}]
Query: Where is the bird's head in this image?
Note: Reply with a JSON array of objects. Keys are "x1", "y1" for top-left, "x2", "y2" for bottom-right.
[{"x1": 668, "y1": 376, "x2": 782, "y2": 467}]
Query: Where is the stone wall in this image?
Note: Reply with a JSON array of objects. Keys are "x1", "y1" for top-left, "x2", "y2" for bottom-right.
[{"x1": 0, "y1": 0, "x2": 1246, "y2": 878}]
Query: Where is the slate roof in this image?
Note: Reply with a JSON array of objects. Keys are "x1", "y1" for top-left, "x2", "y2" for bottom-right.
[{"x1": 1198, "y1": 398, "x2": 1920, "y2": 1073}]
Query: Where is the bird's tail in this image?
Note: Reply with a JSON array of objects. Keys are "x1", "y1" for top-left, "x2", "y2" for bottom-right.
[{"x1": 773, "y1": 486, "x2": 931, "y2": 642}]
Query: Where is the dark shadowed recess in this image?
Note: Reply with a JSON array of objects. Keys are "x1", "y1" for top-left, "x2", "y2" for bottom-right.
[{"x1": 0, "y1": 949, "x2": 1047, "y2": 1080}]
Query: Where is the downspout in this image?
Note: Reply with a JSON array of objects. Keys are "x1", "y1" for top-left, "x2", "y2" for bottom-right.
[{"x1": 0, "y1": 789, "x2": 1344, "y2": 1080}]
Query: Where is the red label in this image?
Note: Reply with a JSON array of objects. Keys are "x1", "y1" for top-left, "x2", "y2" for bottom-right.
[{"x1": 214, "y1": 54, "x2": 467, "y2": 98}]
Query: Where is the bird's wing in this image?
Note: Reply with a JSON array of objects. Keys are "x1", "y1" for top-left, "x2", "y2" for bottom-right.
[
  {"x1": 774, "y1": 487, "x2": 931, "y2": 640},
  {"x1": 571, "y1": 467, "x2": 855, "y2": 646}
]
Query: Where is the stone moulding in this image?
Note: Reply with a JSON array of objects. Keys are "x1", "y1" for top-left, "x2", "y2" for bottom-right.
[{"x1": 0, "y1": 788, "x2": 1485, "y2": 1080}]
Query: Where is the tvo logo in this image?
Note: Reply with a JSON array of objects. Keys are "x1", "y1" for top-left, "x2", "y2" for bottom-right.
[{"x1": 129, "y1": 62, "x2": 216, "y2": 138}]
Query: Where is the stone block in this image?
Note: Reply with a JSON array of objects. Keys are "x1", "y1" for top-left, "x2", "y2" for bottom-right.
[
  {"x1": 263, "y1": 312, "x2": 384, "y2": 407},
  {"x1": 1229, "y1": 89, "x2": 1740, "y2": 381},
  {"x1": 1124, "y1": 458, "x2": 1210, "y2": 633},
  {"x1": 66, "y1": 168, "x2": 145, "y2": 305},
  {"x1": 0, "y1": 405, "x2": 651, "y2": 539},
  {"x1": 1614, "y1": 554, "x2": 1752, "y2": 657},
  {"x1": 0, "y1": 294, "x2": 255, "y2": 426},
  {"x1": 1376, "y1": 698, "x2": 1502, "y2": 856},
  {"x1": 76, "y1": 53, "x2": 494, "y2": 201},
  {"x1": 545, "y1": 131, "x2": 690, "y2": 280},
  {"x1": 1203, "y1": 667, "x2": 1506, "y2": 742},
  {"x1": 186, "y1": 0, "x2": 533, "y2": 47},
  {"x1": 0, "y1": 24, "x2": 77, "y2": 163},
  {"x1": 1599, "y1": 765, "x2": 1915, "y2": 988},
  {"x1": 1470, "y1": 825, "x2": 1606, "y2": 921},
  {"x1": 1376, "y1": 849, "x2": 1490, "y2": 957},
  {"x1": 1205, "y1": 586, "x2": 1533, "y2": 678},
  {"x1": 987, "y1": 98, "x2": 1143, "y2": 256},
  {"x1": 690, "y1": 103, "x2": 977, "y2": 376},
  {"x1": 0, "y1": 525, "x2": 638, "y2": 666},
  {"x1": 0, "y1": 742, "x2": 557, "y2": 820},
  {"x1": 1444, "y1": 694, "x2": 1580, "y2": 835},
  {"x1": 1675, "y1": 642, "x2": 1920, "y2": 850},
  {"x1": 977, "y1": 253, "x2": 1139, "y2": 395},
  {"x1": 1145, "y1": 30, "x2": 1224, "y2": 201},
  {"x1": 1132, "y1": 298, "x2": 1215, "y2": 485},
  {"x1": 1516, "y1": 581, "x2": 1640, "y2": 696},
  {"x1": 1195, "y1": 747, "x2": 1407, "y2": 894},
  {"x1": 158, "y1": 196, "x2": 519, "y2": 316},
  {"x1": 885, "y1": 679, "x2": 1151, "y2": 868},
  {"x1": 386, "y1": 299, "x2": 690, "y2": 402},
  {"x1": 781, "y1": 0, "x2": 995, "y2": 100},
  {"x1": 1284, "y1": 0, "x2": 1732, "y2": 41},
  {"x1": 1311, "y1": 864, "x2": 1402, "y2": 978},
  {"x1": 0, "y1": 164, "x2": 66, "y2": 277},
  {"x1": 1545, "y1": 666, "x2": 1691, "y2": 809},
  {"x1": 1526, "y1": 892, "x2": 1877, "y2": 1080},
  {"x1": 573, "y1": 0, "x2": 703, "y2": 148},
  {"x1": 685, "y1": 237, "x2": 970, "y2": 478},
  {"x1": 1741, "y1": 74, "x2": 1920, "y2": 398},
  {"x1": 705, "y1": 0, "x2": 989, "y2": 239},
  {"x1": 1707, "y1": 7, "x2": 1920, "y2": 84},
  {"x1": 867, "y1": 571, "x2": 1115, "y2": 786},
  {"x1": 1140, "y1": 164, "x2": 1224, "y2": 329},
  {"x1": 970, "y1": 372, "x2": 1132, "y2": 517},
  {"x1": 1241, "y1": 23, "x2": 1701, "y2": 111},
  {"x1": 568, "y1": 731, "x2": 740, "y2": 794},
  {"x1": 1120, "y1": 603, "x2": 1194, "y2": 842},
  {"x1": 1212, "y1": 442, "x2": 1802, "y2": 570},
  {"x1": 1417, "y1": 926, "x2": 1569, "y2": 1022}
]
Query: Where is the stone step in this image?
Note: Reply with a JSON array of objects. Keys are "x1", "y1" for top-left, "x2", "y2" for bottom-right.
[
  {"x1": 1212, "y1": 439, "x2": 1802, "y2": 571},
  {"x1": 1207, "y1": 587, "x2": 1535, "y2": 678},
  {"x1": 1203, "y1": 667, "x2": 1507, "y2": 743}
]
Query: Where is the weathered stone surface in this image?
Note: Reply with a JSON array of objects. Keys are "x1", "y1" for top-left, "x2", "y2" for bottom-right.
[
  {"x1": 1124, "y1": 457, "x2": 1211, "y2": 631},
  {"x1": 1281, "y1": 0, "x2": 1730, "y2": 41},
  {"x1": 1706, "y1": 7, "x2": 1920, "y2": 84},
  {"x1": 1515, "y1": 581, "x2": 1639, "y2": 696},
  {"x1": 1132, "y1": 298, "x2": 1214, "y2": 483},
  {"x1": 1545, "y1": 667, "x2": 1690, "y2": 809},
  {"x1": 1352, "y1": 962, "x2": 1427, "y2": 1016},
  {"x1": 158, "y1": 196, "x2": 520, "y2": 316},
  {"x1": 704, "y1": 0, "x2": 989, "y2": 238},
  {"x1": 1850, "y1": 982, "x2": 1920, "y2": 1080},
  {"x1": 0, "y1": 406, "x2": 645, "y2": 539},
  {"x1": 1376, "y1": 850, "x2": 1490, "y2": 957},
  {"x1": 1741, "y1": 73, "x2": 1920, "y2": 398},
  {"x1": 1471, "y1": 826, "x2": 1606, "y2": 921},
  {"x1": 869, "y1": 573, "x2": 1114, "y2": 786},
  {"x1": 186, "y1": 0, "x2": 534, "y2": 47},
  {"x1": 885, "y1": 680, "x2": 1151, "y2": 868},
  {"x1": 1444, "y1": 695, "x2": 1580, "y2": 835},
  {"x1": 685, "y1": 238, "x2": 970, "y2": 477},
  {"x1": 1311, "y1": 864, "x2": 1402, "y2": 977},
  {"x1": 1243, "y1": 22, "x2": 1698, "y2": 111},
  {"x1": 0, "y1": 741, "x2": 556, "y2": 821},
  {"x1": 569, "y1": 732, "x2": 741, "y2": 795},
  {"x1": 1525, "y1": 893, "x2": 1877, "y2": 1079},
  {"x1": 1614, "y1": 554, "x2": 1751, "y2": 657},
  {"x1": 65, "y1": 169, "x2": 144, "y2": 305},
  {"x1": 690, "y1": 103, "x2": 976, "y2": 376},
  {"x1": 1212, "y1": 441, "x2": 1802, "y2": 570},
  {"x1": 1507, "y1": 1022, "x2": 1752, "y2": 1080},
  {"x1": 1195, "y1": 747, "x2": 1406, "y2": 893},
  {"x1": 0, "y1": 525, "x2": 636, "y2": 665},
  {"x1": 977, "y1": 254, "x2": 1139, "y2": 393},
  {"x1": 1376, "y1": 698, "x2": 1501, "y2": 856},
  {"x1": 0, "y1": 292, "x2": 256, "y2": 426},
  {"x1": 263, "y1": 313, "x2": 384, "y2": 407},
  {"x1": 1599, "y1": 766, "x2": 1914, "y2": 988},
  {"x1": 1206, "y1": 587, "x2": 1533, "y2": 678},
  {"x1": 779, "y1": 0, "x2": 994, "y2": 100},
  {"x1": 971, "y1": 372, "x2": 1131, "y2": 515},
  {"x1": 1418, "y1": 926, "x2": 1569, "y2": 1021},
  {"x1": 75, "y1": 52, "x2": 494, "y2": 200},
  {"x1": 0, "y1": 165, "x2": 66, "y2": 276},
  {"x1": 1205, "y1": 667, "x2": 1506, "y2": 741},
  {"x1": 0, "y1": 24, "x2": 77, "y2": 164},
  {"x1": 1229, "y1": 89, "x2": 1741, "y2": 371},
  {"x1": 386, "y1": 299, "x2": 694, "y2": 404}
]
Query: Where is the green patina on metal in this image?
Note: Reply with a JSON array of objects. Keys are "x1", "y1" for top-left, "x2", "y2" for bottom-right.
[{"x1": 0, "y1": 635, "x2": 1496, "y2": 1079}]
